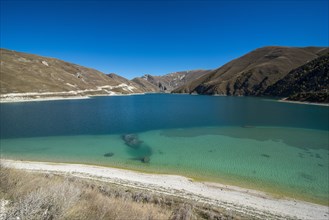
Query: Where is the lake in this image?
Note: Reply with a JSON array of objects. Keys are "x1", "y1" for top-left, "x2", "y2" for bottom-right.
[{"x1": 1, "y1": 94, "x2": 328, "y2": 204}]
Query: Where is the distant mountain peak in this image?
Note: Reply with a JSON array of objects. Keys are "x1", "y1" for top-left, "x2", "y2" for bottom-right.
[{"x1": 134, "y1": 69, "x2": 212, "y2": 93}]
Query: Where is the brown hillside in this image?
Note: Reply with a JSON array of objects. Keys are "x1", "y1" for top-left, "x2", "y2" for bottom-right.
[
  {"x1": 173, "y1": 46, "x2": 328, "y2": 96},
  {"x1": 133, "y1": 69, "x2": 211, "y2": 92},
  {"x1": 0, "y1": 48, "x2": 146, "y2": 96}
]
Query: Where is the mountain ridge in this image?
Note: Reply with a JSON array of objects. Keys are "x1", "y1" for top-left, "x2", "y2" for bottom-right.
[
  {"x1": 132, "y1": 69, "x2": 212, "y2": 93},
  {"x1": 264, "y1": 53, "x2": 329, "y2": 103},
  {"x1": 0, "y1": 48, "x2": 148, "y2": 101},
  {"x1": 1, "y1": 46, "x2": 328, "y2": 103},
  {"x1": 172, "y1": 46, "x2": 328, "y2": 101}
]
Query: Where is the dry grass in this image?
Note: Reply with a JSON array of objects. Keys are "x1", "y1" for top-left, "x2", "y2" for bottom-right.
[
  {"x1": 64, "y1": 189, "x2": 169, "y2": 220},
  {"x1": 0, "y1": 166, "x2": 247, "y2": 220}
]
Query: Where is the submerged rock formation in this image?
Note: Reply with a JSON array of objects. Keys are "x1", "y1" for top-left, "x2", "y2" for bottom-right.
[
  {"x1": 122, "y1": 134, "x2": 143, "y2": 148},
  {"x1": 141, "y1": 156, "x2": 150, "y2": 163},
  {"x1": 122, "y1": 134, "x2": 153, "y2": 163},
  {"x1": 104, "y1": 152, "x2": 114, "y2": 157},
  {"x1": 131, "y1": 156, "x2": 151, "y2": 163}
]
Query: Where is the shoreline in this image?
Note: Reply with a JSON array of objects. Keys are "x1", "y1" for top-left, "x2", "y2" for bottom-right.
[
  {"x1": 279, "y1": 98, "x2": 329, "y2": 107},
  {"x1": 0, "y1": 93, "x2": 146, "y2": 103},
  {"x1": 1, "y1": 159, "x2": 328, "y2": 220},
  {"x1": 0, "y1": 96, "x2": 91, "y2": 103},
  {"x1": 1, "y1": 92, "x2": 328, "y2": 107}
]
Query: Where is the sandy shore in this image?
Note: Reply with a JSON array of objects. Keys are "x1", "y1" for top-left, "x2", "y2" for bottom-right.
[
  {"x1": 279, "y1": 98, "x2": 329, "y2": 107},
  {"x1": 1, "y1": 159, "x2": 328, "y2": 220},
  {"x1": 1, "y1": 92, "x2": 328, "y2": 106},
  {"x1": 0, "y1": 96, "x2": 91, "y2": 103},
  {"x1": 0, "y1": 93, "x2": 146, "y2": 103}
]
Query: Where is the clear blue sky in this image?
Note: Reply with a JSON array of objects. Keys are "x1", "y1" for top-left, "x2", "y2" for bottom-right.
[{"x1": 1, "y1": 0, "x2": 328, "y2": 79}]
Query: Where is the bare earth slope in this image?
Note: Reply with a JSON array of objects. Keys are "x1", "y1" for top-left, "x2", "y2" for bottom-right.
[
  {"x1": 0, "y1": 48, "x2": 147, "y2": 101},
  {"x1": 264, "y1": 53, "x2": 329, "y2": 103},
  {"x1": 173, "y1": 46, "x2": 328, "y2": 96},
  {"x1": 106, "y1": 73, "x2": 154, "y2": 93},
  {"x1": 131, "y1": 77, "x2": 161, "y2": 92},
  {"x1": 133, "y1": 69, "x2": 211, "y2": 92}
]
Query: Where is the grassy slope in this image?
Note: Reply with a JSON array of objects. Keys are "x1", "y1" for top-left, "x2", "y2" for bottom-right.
[
  {"x1": 0, "y1": 167, "x2": 248, "y2": 220},
  {"x1": 173, "y1": 47, "x2": 328, "y2": 96},
  {"x1": 0, "y1": 48, "x2": 145, "y2": 95},
  {"x1": 264, "y1": 54, "x2": 329, "y2": 103}
]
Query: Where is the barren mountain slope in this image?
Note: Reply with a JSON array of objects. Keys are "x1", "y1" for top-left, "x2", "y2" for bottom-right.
[
  {"x1": 173, "y1": 46, "x2": 328, "y2": 96},
  {"x1": 133, "y1": 69, "x2": 211, "y2": 92},
  {"x1": 131, "y1": 77, "x2": 160, "y2": 92},
  {"x1": 0, "y1": 49, "x2": 148, "y2": 99},
  {"x1": 264, "y1": 53, "x2": 329, "y2": 103}
]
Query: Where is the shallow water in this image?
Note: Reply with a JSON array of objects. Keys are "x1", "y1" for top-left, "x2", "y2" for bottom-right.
[{"x1": 1, "y1": 95, "x2": 328, "y2": 204}]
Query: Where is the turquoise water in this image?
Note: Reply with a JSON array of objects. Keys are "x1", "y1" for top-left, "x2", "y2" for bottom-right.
[{"x1": 0, "y1": 95, "x2": 328, "y2": 204}]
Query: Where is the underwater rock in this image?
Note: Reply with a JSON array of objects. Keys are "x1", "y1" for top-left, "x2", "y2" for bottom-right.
[
  {"x1": 104, "y1": 152, "x2": 114, "y2": 157},
  {"x1": 241, "y1": 125, "x2": 255, "y2": 128},
  {"x1": 122, "y1": 134, "x2": 143, "y2": 148},
  {"x1": 131, "y1": 156, "x2": 151, "y2": 163},
  {"x1": 299, "y1": 172, "x2": 315, "y2": 181},
  {"x1": 141, "y1": 156, "x2": 150, "y2": 163},
  {"x1": 315, "y1": 153, "x2": 322, "y2": 159}
]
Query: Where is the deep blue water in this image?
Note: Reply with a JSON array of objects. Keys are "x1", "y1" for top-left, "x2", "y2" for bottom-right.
[{"x1": 1, "y1": 94, "x2": 328, "y2": 139}]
